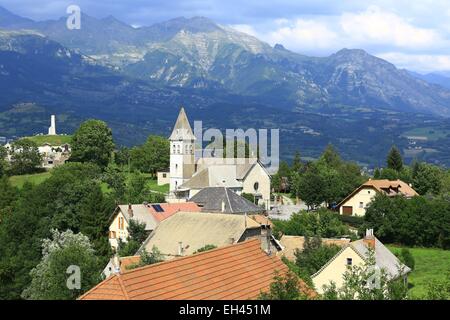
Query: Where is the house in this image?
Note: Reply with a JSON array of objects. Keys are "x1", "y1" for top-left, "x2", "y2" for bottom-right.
[
  {"x1": 139, "y1": 211, "x2": 265, "y2": 260},
  {"x1": 190, "y1": 187, "x2": 265, "y2": 214},
  {"x1": 3, "y1": 139, "x2": 70, "y2": 169},
  {"x1": 160, "y1": 108, "x2": 271, "y2": 208},
  {"x1": 108, "y1": 202, "x2": 200, "y2": 250},
  {"x1": 311, "y1": 230, "x2": 411, "y2": 294},
  {"x1": 38, "y1": 143, "x2": 71, "y2": 169},
  {"x1": 278, "y1": 235, "x2": 351, "y2": 261},
  {"x1": 79, "y1": 239, "x2": 315, "y2": 300},
  {"x1": 338, "y1": 179, "x2": 418, "y2": 216},
  {"x1": 156, "y1": 169, "x2": 170, "y2": 186}
]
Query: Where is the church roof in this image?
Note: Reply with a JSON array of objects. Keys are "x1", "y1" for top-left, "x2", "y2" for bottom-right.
[
  {"x1": 190, "y1": 187, "x2": 265, "y2": 214},
  {"x1": 169, "y1": 107, "x2": 196, "y2": 141},
  {"x1": 180, "y1": 165, "x2": 242, "y2": 189}
]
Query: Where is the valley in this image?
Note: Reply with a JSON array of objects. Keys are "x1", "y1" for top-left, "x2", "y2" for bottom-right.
[{"x1": 1, "y1": 6, "x2": 450, "y2": 167}]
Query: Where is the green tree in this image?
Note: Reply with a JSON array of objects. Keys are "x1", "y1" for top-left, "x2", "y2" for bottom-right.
[
  {"x1": 378, "y1": 167, "x2": 399, "y2": 180},
  {"x1": 125, "y1": 246, "x2": 164, "y2": 270},
  {"x1": 0, "y1": 145, "x2": 8, "y2": 177},
  {"x1": 194, "y1": 244, "x2": 217, "y2": 254},
  {"x1": 272, "y1": 209, "x2": 350, "y2": 239},
  {"x1": 0, "y1": 162, "x2": 113, "y2": 299},
  {"x1": 259, "y1": 271, "x2": 307, "y2": 300},
  {"x1": 291, "y1": 146, "x2": 364, "y2": 208},
  {"x1": 294, "y1": 237, "x2": 341, "y2": 275},
  {"x1": 363, "y1": 194, "x2": 450, "y2": 248},
  {"x1": 130, "y1": 135, "x2": 169, "y2": 176},
  {"x1": 373, "y1": 168, "x2": 381, "y2": 179},
  {"x1": 412, "y1": 162, "x2": 443, "y2": 195},
  {"x1": 127, "y1": 219, "x2": 148, "y2": 244},
  {"x1": 319, "y1": 144, "x2": 342, "y2": 169},
  {"x1": 123, "y1": 171, "x2": 164, "y2": 204},
  {"x1": 102, "y1": 163, "x2": 126, "y2": 201},
  {"x1": 396, "y1": 248, "x2": 415, "y2": 271},
  {"x1": 9, "y1": 139, "x2": 42, "y2": 175},
  {"x1": 139, "y1": 246, "x2": 164, "y2": 265},
  {"x1": 117, "y1": 239, "x2": 141, "y2": 257},
  {"x1": 291, "y1": 151, "x2": 303, "y2": 173},
  {"x1": 21, "y1": 229, "x2": 101, "y2": 300},
  {"x1": 70, "y1": 120, "x2": 115, "y2": 168},
  {"x1": 292, "y1": 164, "x2": 325, "y2": 209},
  {"x1": 114, "y1": 147, "x2": 131, "y2": 167},
  {"x1": 0, "y1": 177, "x2": 17, "y2": 220},
  {"x1": 241, "y1": 192, "x2": 256, "y2": 203},
  {"x1": 424, "y1": 274, "x2": 450, "y2": 300},
  {"x1": 272, "y1": 161, "x2": 291, "y2": 193},
  {"x1": 118, "y1": 219, "x2": 148, "y2": 257},
  {"x1": 387, "y1": 146, "x2": 403, "y2": 172}
]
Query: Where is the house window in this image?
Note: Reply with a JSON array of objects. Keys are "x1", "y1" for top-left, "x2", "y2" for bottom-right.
[
  {"x1": 163, "y1": 173, "x2": 167, "y2": 178},
  {"x1": 109, "y1": 231, "x2": 116, "y2": 239},
  {"x1": 359, "y1": 202, "x2": 364, "y2": 208},
  {"x1": 254, "y1": 182, "x2": 259, "y2": 192},
  {"x1": 346, "y1": 258, "x2": 352, "y2": 266},
  {"x1": 118, "y1": 217, "x2": 124, "y2": 230}
]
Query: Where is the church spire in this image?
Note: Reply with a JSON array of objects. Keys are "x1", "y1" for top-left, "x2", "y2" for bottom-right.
[{"x1": 169, "y1": 107, "x2": 196, "y2": 141}]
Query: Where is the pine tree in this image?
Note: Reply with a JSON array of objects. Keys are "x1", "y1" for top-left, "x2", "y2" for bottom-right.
[
  {"x1": 386, "y1": 146, "x2": 403, "y2": 172},
  {"x1": 292, "y1": 151, "x2": 302, "y2": 173}
]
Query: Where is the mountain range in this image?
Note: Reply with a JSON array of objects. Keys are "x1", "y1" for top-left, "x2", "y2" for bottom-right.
[{"x1": 1, "y1": 6, "x2": 450, "y2": 166}]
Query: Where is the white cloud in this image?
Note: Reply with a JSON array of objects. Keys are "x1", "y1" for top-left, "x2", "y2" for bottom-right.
[
  {"x1": 265, "y1": 19, "x2": 338, "y2": 52},
  {"x1": 340, "y1": 6, "x2": 443, "y2": 49},
  {"x1": 377, "y1": 52, "x2": 450, "y2": 73},
  {"x1": 239, "y1": 5, "x2": 450, "y2": 71},
  {"x1": 229, "y1": 24, "x2": 259, "y2": 37}
]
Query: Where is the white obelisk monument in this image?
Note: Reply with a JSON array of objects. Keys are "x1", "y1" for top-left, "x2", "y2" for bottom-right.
[{"x1": 48, "y1": 115, "x2": 56, "y2": 135}]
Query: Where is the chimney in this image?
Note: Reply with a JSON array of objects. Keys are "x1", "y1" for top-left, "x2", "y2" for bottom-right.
[
  {"x1": 128, "y1": 204, "x2": 133, "y2": 218},
  {"x1": 178, "y1": 241, "x2": 183, "y2": 256},
  {"x1": 363, "y1": 229, "x2": 375, "y2": 249},
  {"x1": 113, "y1": 255, "x2": 120, "y2": 274},
  {"x1": 266, "y1": 226, "x2": 272, "y2": 256}
]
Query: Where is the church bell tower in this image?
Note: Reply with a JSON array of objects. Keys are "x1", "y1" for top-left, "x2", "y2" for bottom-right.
[{"x1": 169, "y1": 107, "x2": 196, "y2": 194}]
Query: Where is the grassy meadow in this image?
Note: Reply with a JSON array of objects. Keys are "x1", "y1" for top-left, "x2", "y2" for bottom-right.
[
  {"x1": 388, "y1": 245, "x2": 450, "y2": 299},
  {"x1": 22, "y1": 134, "x2": 72, "y2": 145}
]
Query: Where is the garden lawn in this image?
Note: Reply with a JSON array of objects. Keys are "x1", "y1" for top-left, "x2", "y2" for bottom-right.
[
  {"x1": 147, "y1": 178, "x2": 169, "y2": 194},
  {"x1": 9, "y1": 171, "x2": 52, "y2": 188},
  {"x1": 388, "y1": 245, "x2": 450, "y2": 299},
  {"x1": 22, "y1": 135, "x2": 72, "y2": 145}
]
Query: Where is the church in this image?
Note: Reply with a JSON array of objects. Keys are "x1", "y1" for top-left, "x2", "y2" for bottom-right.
[{"x1": 162, "y1": 108, "x2": 271, "y2": 209}]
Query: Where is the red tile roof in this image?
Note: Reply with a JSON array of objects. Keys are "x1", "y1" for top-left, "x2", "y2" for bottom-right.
[
  {"x1": 338, "y1": 179, "x2": 419, "y2": 207},
  {"x1": 79, "y1": 239, "x2": 314, "y2": 300},
  {"x1": 148, "y1": 202, "x2": 200, "y2": 222}
]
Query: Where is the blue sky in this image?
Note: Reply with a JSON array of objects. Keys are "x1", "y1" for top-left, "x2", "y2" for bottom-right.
[{"x1": 1, "y1": 0, "x2": 450, "y2": 73}]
